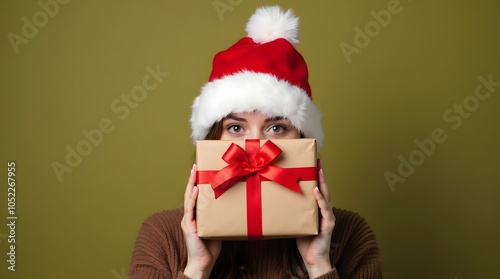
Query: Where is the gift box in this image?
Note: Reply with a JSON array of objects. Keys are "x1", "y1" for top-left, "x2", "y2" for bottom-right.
[{"x1": 195, "y1": 138, "x2": 318, "y2": 240}]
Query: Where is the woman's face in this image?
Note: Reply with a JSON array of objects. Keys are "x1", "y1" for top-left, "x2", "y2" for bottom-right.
[{"x1": 220, "y1": 112, "x2": 301, "y2": 140}]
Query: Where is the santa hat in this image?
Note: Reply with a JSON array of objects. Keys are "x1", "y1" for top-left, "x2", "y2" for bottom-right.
[{"x1": 190, "y1": 5, "x2": 324, "y2": 149}]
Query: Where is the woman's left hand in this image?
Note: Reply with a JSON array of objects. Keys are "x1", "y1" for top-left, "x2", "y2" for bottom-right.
[{"x1": 296, "y1": 160, "x2": 336, "y2": 278}]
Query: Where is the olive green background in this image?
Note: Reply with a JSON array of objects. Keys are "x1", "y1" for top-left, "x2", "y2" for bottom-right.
[{"x1": 1, "y1": 0, "x2": 499, "y2": 278}]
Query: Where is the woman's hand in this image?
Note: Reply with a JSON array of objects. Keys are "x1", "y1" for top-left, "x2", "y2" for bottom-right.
[
  {"x1": 296, "y1": 160, "x2": 336, "y2": 278},
  {"x1": 181, "y1": 164, "x2": 222, "y2": 279}
]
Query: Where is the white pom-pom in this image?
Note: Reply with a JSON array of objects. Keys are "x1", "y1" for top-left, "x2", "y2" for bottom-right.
[{"x1": 245, "y1": 5, "x2": 300, "y2": 46}]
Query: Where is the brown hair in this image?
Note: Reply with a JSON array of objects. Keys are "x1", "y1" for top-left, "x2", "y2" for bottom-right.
[
  {"x1": 204, "y1": 121, "x2": 224, "y2": 141},
  {"x1": 201, "y1": 120, "x2": 309, "y2": 279}
]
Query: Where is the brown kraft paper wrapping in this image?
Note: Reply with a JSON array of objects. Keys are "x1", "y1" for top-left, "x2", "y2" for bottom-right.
[{"x1": 195, "y1": 138, "x2": 318, "y2": 240}]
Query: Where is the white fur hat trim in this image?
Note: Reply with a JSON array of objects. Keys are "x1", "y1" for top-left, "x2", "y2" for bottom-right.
[{"x1": 190, "y1": 71, "x2": 324, "y2": 149}]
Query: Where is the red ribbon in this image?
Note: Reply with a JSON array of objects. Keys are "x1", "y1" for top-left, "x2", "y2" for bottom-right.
[
  {"x1": 197, "y1": 139, "x2": 317, "y2": 240},
  {"x1": 210, "y1": 140, "x2": 302, "y2": 198}
]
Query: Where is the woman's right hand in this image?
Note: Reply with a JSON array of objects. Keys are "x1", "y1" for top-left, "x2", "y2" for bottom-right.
[{"x1": 181, "y1": 164, "x2": 222, "y2": 279}]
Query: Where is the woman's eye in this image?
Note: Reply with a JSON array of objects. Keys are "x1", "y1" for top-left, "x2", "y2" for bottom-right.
[
  {"x1": 227, "y1": 125, "x2": 243, "y2": 133},
  {"x1": 268, "y1": 125, "x2": 286, "y2": 134}
]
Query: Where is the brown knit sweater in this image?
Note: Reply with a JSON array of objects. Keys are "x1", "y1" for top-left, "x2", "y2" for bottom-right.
[{"x1": 129, "y1": 207, "x2": 382, "y2": 279}]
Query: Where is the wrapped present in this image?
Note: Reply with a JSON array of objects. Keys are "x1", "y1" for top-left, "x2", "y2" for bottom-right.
[{"x1": 196, "y1": 138, "x2": 318, "y2": 240}]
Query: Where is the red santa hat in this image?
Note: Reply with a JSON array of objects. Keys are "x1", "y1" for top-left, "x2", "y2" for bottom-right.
[{"x1": 190, "y1": 5, "x2": 324, "y2": 149}]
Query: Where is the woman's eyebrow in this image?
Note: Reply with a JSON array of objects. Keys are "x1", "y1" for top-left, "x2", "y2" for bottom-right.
[
  {"x1": 225, "y1": 115, "x2": 247, "y2": 122},
  {"x1": 265, "y1": 116, "x2": 285, "y2": 122}
]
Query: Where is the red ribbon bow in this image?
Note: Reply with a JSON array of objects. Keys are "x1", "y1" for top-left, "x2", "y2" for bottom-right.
[{"x1": 210, "y1": 139, "x2": 302, "y2": 198}]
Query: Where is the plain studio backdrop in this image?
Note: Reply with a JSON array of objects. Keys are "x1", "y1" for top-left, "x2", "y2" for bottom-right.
[{"x1": 1, "y1": 0, "x2": 499, "y2": 278}]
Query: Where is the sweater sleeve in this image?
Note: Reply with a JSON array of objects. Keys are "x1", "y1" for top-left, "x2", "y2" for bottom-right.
[
  {"x1": 331, "y1": 209, "x2": 383, "y2": 279},
  {"x1": 129, "y1": 209, "x2": 188, "y2": 279},
  {"x1": 176, "y1": 271, "x2": 190, "y2": 279},
  {"x1": 314, "y1": 267, "x2": 341, "y2": 279}
]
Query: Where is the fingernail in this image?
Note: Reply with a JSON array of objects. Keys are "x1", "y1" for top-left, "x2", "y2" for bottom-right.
[
  {"x1": 191, "y1": 164, "x2": 196, "y2": 175},
  {"x1": 314, "y1": 187, "x2": 320, "y2": 193},
  {"x1": 193, "y1": 186, "x2": 197, "y2": 193},
  {"x1": 319, "y1": 168, "x2": 324, "y2": 177}
]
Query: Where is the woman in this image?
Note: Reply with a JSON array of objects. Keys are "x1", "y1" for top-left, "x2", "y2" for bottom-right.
[{"x1": 129, "y1": 6, "x2": 382, "y2": 279}]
